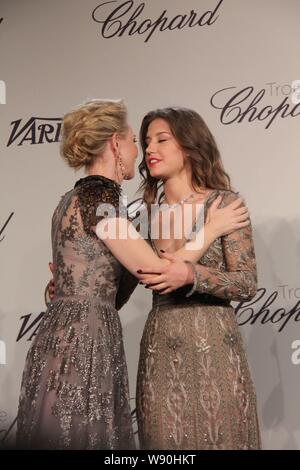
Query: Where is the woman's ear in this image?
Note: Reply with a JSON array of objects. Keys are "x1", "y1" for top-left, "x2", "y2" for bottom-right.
[{"x1": 110, "y1": 132, "x2": 119, "y2": 154}]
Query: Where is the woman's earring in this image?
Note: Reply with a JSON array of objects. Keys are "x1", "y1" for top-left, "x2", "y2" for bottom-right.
[
  {"x1": 118, "y1": 156, "x2": 129, "y2": 180},
  {"x1": 114, "y1": 150, "x2": 122, "y2": 182},
  {"x1": 114, "y1": 150, "x2": 128, "y2": 181}
]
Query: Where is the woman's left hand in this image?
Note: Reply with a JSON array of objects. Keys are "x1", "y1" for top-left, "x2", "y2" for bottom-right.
[{"x1": 138, "y1": 251, "x2": 194, "y2": 294}]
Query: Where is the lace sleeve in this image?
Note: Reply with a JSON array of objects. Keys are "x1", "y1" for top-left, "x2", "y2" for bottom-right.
[
  {"x1": 187, "y1": 191, "x2": 257, "y2": 301},
  {"x1": 76, "y1": 181, "x2": 126, "y2": 235}
]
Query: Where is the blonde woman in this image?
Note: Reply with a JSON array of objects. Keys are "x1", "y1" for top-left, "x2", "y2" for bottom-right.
[{"x1": 16, "y1": 100, "x2": 138, "y2": 450}]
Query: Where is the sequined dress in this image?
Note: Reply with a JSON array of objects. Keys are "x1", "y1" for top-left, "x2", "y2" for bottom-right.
[
  {"x1": 136, "y1": 190, "x2": 261, "y2": 450},
  {"x1": 16, "y1": 175, "x2": 136, "y2": 450}
]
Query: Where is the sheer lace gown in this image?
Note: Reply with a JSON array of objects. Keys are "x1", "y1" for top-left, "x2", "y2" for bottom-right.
[
  {"x1": 136, "y1": 190, "x2": 261, "y2": 450},
  {"x1": 16, "y1": 175, "x2": 136, "y2": 450}
]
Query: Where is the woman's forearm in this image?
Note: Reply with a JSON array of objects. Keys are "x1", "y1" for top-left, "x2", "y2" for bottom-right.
[
  {"x1": 174, "y1": 224, "x2": 217, "y2": 262},
  {"x1": 96, "y1": 218, "x2": 168, "y2": 277}
]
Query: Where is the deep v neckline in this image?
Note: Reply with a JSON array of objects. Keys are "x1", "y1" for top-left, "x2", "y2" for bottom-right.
[{"x1": 149, "y1": 189, "x2": 220, "y2": 255}]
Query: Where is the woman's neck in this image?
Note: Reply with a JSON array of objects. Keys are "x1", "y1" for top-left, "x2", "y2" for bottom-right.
[
  {"x1": 163, "y1": 174, "x2": 198, "y2": 205},
  {"x1": 86, "y1": 160, "x2": 123, "y2": 185}
]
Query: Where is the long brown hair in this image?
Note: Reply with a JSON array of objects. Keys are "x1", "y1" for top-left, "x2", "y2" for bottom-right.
[{"x1": 138, "y1": 107, "x2": 231, "y2": 208}]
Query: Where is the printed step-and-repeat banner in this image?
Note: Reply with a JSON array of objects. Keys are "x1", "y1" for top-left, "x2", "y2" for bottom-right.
[{"x1": 0, "y1": 0, "x2": 299, "y2": 449}]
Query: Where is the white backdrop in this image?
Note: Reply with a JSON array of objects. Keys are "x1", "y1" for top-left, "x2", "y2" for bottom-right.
[{"x1": 0, "y1": 0, "x2": 300, "y2": 449}]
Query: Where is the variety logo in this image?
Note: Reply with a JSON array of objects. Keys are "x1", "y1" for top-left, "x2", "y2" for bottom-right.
[
  {"x1": 7, "y1": 117, "x2": 62, "y2": 147},
  {"x1": 92, "y1": 0, "x2": 224, "y2": 43},
  {"x1": 16, "y1": 313, "x2": 45, "y2": 342}
]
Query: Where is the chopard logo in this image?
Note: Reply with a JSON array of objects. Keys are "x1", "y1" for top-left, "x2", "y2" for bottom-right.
[
  {"x1": 235, "y1": 287, "x2": 300, "y2": 333},
  {"x1": 7, "y1": 117, "x2": 62, "y2": 147},
  {"x1": 92, "y1": 0, "x2": 224, "y2": 43},
  {"x1": 210, "y1": 86, "x2": 300, "y2": 129}
]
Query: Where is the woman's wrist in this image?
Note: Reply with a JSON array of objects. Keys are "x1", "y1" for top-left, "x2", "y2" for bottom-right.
[
  {"x1": 204, "y1": 222, "x2": 219, "y2": 244},
  {"x1": 184, "y1": 260, "x2": 195, "y2": 284},
  {"x1": 184, "y1": 261, "x2": 199, "y2": 297}
]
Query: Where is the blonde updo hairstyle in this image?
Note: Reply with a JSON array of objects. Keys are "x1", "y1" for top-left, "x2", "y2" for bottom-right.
[{"x1": 60, "y1": 99, "x2": 128, "y2": 169}]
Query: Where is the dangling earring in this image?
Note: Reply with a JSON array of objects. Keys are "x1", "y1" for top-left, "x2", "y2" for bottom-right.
[
  {"x1": 113, "y1": 134, "x2": 129, "y2": 181},
  {"x1": 114, "y1": 150, "x2": 128, "y2": 182},
  {"x1": 118, "y1": 155, "x2": 127, "y2": 179}
]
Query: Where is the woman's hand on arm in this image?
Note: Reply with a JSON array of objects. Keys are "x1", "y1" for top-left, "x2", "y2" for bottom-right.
[
  {"x1": 139, "y1": 194, "x2": 250, "y2": 294},
  {"x1": 138, "y1": 251, "x2": 194, "y2": 294},
  {"x1": 182, "y1": 191, "x2": 257, "y2": 301},
  {"x1": 176, "y1": 195, "x2": 249, "y2": 262}
]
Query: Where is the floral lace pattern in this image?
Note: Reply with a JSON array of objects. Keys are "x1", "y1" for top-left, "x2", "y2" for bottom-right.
[
  {"x1": 136, "y1": 190, "x2": 261, "y2": 450},
  {"x1": 17, "y1": 176, "x2": 135, "y2": 449}
]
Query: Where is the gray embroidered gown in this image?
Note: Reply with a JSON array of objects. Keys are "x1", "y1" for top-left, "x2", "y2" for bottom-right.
[
  {"x1": 136, "y1": 190, "x2": 261, "y2": 450},
  {"x1": 16, "y1": 175, "x2": 136, "y2": 450}
]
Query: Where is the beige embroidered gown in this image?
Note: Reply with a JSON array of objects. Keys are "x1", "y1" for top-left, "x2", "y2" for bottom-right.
[
  {"x1": 136, "y1": 190, "x2": 261, "y2": 450},
  {"x1": 16, "y1": 175, "x2": 136, "y2": 450}
]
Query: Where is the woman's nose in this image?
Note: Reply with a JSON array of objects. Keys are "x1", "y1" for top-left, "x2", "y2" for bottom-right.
[{"x1": 146, "y1": 144, "x2": 155, "y2": 154}]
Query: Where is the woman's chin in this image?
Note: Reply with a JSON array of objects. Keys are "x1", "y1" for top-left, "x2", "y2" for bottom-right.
[{"x1": 149, "y1": 169, "x2": 166, "y2": 180}]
